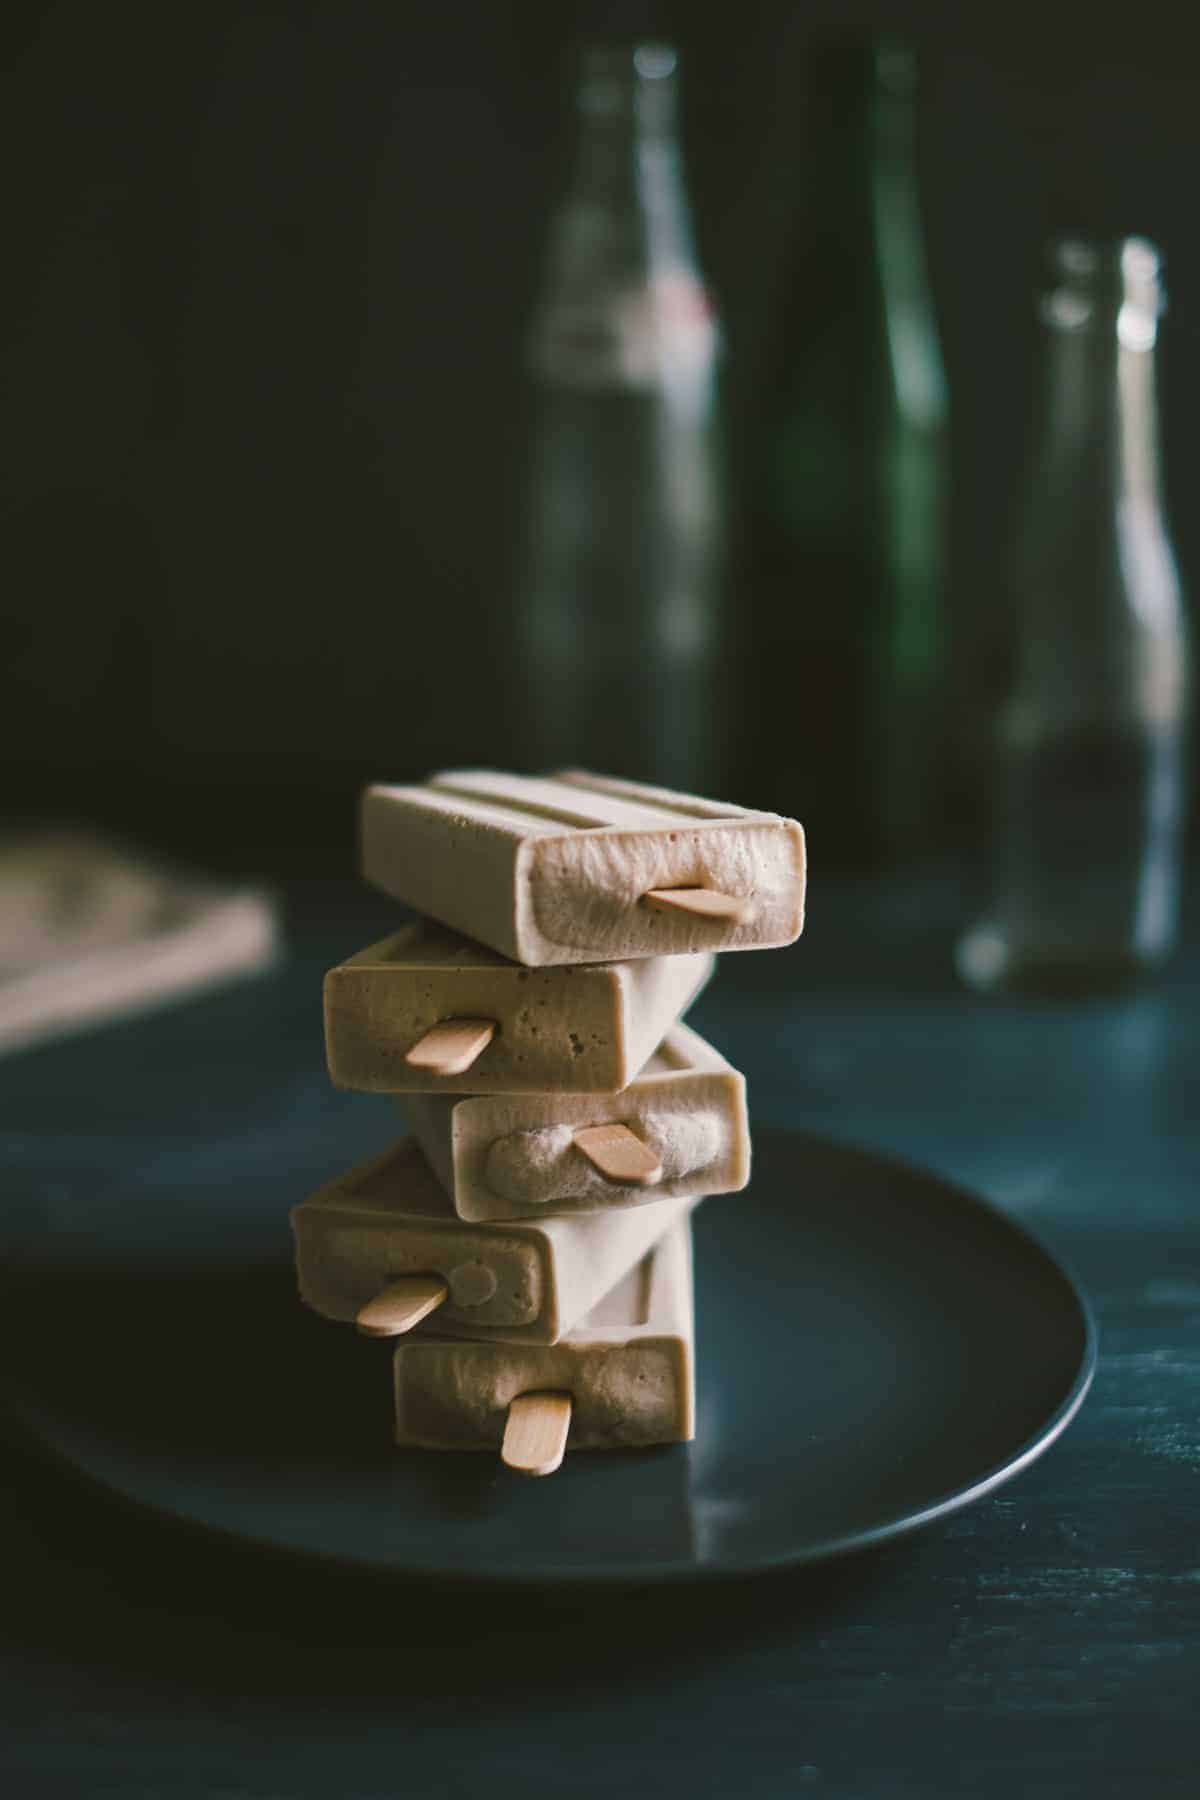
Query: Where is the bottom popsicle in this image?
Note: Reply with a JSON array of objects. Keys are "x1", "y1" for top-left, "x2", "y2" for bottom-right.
[{"x1": 394, "y1": 1221, "x2": 695, "y2": 1471}]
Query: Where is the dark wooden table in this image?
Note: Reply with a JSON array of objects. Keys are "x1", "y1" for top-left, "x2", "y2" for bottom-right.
[{"x1": 2, "y1": 877, "x2": 1196, "y2": 1798}]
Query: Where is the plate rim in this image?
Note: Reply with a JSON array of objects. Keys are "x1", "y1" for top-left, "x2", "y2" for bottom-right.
[{"x1": 1, "y1": 1130, "x2": 1098, "y2": 1586}]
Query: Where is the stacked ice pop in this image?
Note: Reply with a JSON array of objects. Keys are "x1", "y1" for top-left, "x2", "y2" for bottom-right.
[{"x1": 292, "y1": 769, "x2": 806, "y2": 1476}]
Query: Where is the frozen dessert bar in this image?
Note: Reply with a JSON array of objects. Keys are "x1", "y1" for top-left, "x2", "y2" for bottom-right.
[
  {"x1": 324, "y1": 919, "x2": 713, "y2": 1094},
  {"x1": 394, "y1": 1218, "x2": 696, "y2": 1472},
  {"x1": 402, "y1": 1021, "x2": 750, "y2": 1221},
  {"x1": 291, "y1": 1137, "x2": 695, "y2": 1346},
  {"x1": 361, "y1": 768, "x2": 805, "y2": 967}
]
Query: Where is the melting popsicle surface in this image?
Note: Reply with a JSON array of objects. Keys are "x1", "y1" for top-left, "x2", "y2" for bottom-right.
[{"x1": 403, "y1": 1022, "x2": 750, "y2": 1221}]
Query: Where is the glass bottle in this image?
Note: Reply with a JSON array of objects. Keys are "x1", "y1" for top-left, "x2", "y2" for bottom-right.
[
  {"x1": 870, "y1": 44, "x2": 950, "y2": 856},
  {"x1": 957, "y1": 237, "x2": 1189, "y2": 994},
  {"x1": 509, "y1": 42, "x2": 726, "y2": 793},
  {"x1": 745, "y1": 43, "x2": 948, "y2": 859}
]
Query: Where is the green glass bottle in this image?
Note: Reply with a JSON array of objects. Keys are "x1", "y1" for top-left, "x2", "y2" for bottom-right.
[
  {"x1": 870, "y1": 44, "x2": 950, "y2": 856},
  {"x1": 745, "y1": 42, "x2": 948, "y2": 863}
]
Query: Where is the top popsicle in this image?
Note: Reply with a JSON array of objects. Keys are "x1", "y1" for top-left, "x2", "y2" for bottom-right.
[{"x1": 361, "y1": 769, "x2": 806, "y2": 967}]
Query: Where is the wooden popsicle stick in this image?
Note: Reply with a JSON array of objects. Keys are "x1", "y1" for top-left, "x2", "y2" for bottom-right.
[
  {"x1": 405, "y1": 1018, "x2": 496, "y2": 1077},
  {"x1": 573, "y1": 1122, "x2": 663, "y2": 1187},
  {"x1": 502, "y1": 1391, "x2": 573, "y2": 1478},
  {"x1": 643, "y1": 886, "x2": 755, "y2": 925},
  {"x1": 356, "y1": 1274, "x2": 449, "y2": 1338}
]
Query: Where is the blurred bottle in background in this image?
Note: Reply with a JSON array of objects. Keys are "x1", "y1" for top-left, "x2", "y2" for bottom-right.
[
  {"x1": 508, "y1": 41, "x2": 727, "y2": 794},
  {"x1": 870, "y1": 45, "x2": 950, "y2": 856},
  {"x1": 958, "y1": 238, "x2": 1189, "y2": 994},
  {"x1": 741, "y1": 42, "x2": 948, "y2": 859}
]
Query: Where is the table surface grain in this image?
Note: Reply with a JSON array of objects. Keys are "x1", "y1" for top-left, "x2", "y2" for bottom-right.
[{"x1": 1, "y1": 876, "x2": 1196, "y2": 1800}]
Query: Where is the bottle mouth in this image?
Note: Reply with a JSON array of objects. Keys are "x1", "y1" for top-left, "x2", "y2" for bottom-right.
[
  {"x1": 633, "y1": 44, "x2": 677, "y2": 81},
  {"x1": 578, "y1": 41, "x2": 679, "y2": 120},
  {"x1": 1049, "y1": 235, "x2": 1160, "y2": 288},
  {"x1": 1041, "y1": 235, "x2": 1165, "y2": 345}
]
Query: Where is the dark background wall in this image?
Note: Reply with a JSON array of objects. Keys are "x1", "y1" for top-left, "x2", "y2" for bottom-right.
[{"x1": 3, "y1": 1, "x2": 1196, "y2": 875}]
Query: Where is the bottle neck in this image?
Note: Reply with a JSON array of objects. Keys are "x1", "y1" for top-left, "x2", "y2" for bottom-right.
[
  {"x1": 530, "y1": 45, "x2": 715, "y2": 394},
  {"x1": 571, "y1": 85, "x2": 643, "y2": 211},
  {"x1": 561, "y1": 48, "x2": 697, "y2": 278},
  {"x1": 1036, "y1": 294, "x2": 1164, "y2": 512},
  {"x1": 1011, "y1": 262, "x2": 1186, "y2": 733},
  {"x1": 870, "y1": 46, "x2": 946, "y2": 432},
  {"x1": 1116, "y1": 323, "x2": 1164, "y2": 508}
]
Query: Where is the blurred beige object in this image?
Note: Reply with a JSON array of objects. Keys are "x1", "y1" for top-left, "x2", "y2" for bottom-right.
[{"x1": 0, "y1": 831, "x2": 279, "y2": 1055}]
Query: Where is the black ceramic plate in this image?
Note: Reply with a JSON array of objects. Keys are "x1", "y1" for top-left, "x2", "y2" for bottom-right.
[{"x1": 0, "y1": 1130, "x2": 1094, "y2": 1583}]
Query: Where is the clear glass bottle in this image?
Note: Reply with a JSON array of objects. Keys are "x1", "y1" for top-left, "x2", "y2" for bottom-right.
[
  {"x1": 508, "y1": 42, "x2": 726, "y2": 793},
  {"x1": 958, "y1": 237, "x2": 1189, "y2": 994}
]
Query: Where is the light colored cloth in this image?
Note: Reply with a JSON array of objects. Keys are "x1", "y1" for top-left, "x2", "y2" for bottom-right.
[{"x1": 0, "y1": 831, "x2": 278, "y2": 1054}]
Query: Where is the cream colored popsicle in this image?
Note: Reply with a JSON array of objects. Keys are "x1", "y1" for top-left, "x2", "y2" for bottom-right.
[
  {"x1": 361, "y1": 768, "x2": 805, "y2": 967},
  {"x1": 402, "y1": 1021, "x2": 749, "y2": 1221},
  {"x1": 291, "y1": 1137, "x2": 696, "y2": 1345},
  {"x1": 324, "y1": 920, "x2": 713, "y2": 1095},
  {"x1": 394, "y1": 1219, "x2": 695, "y2": 1459}
]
